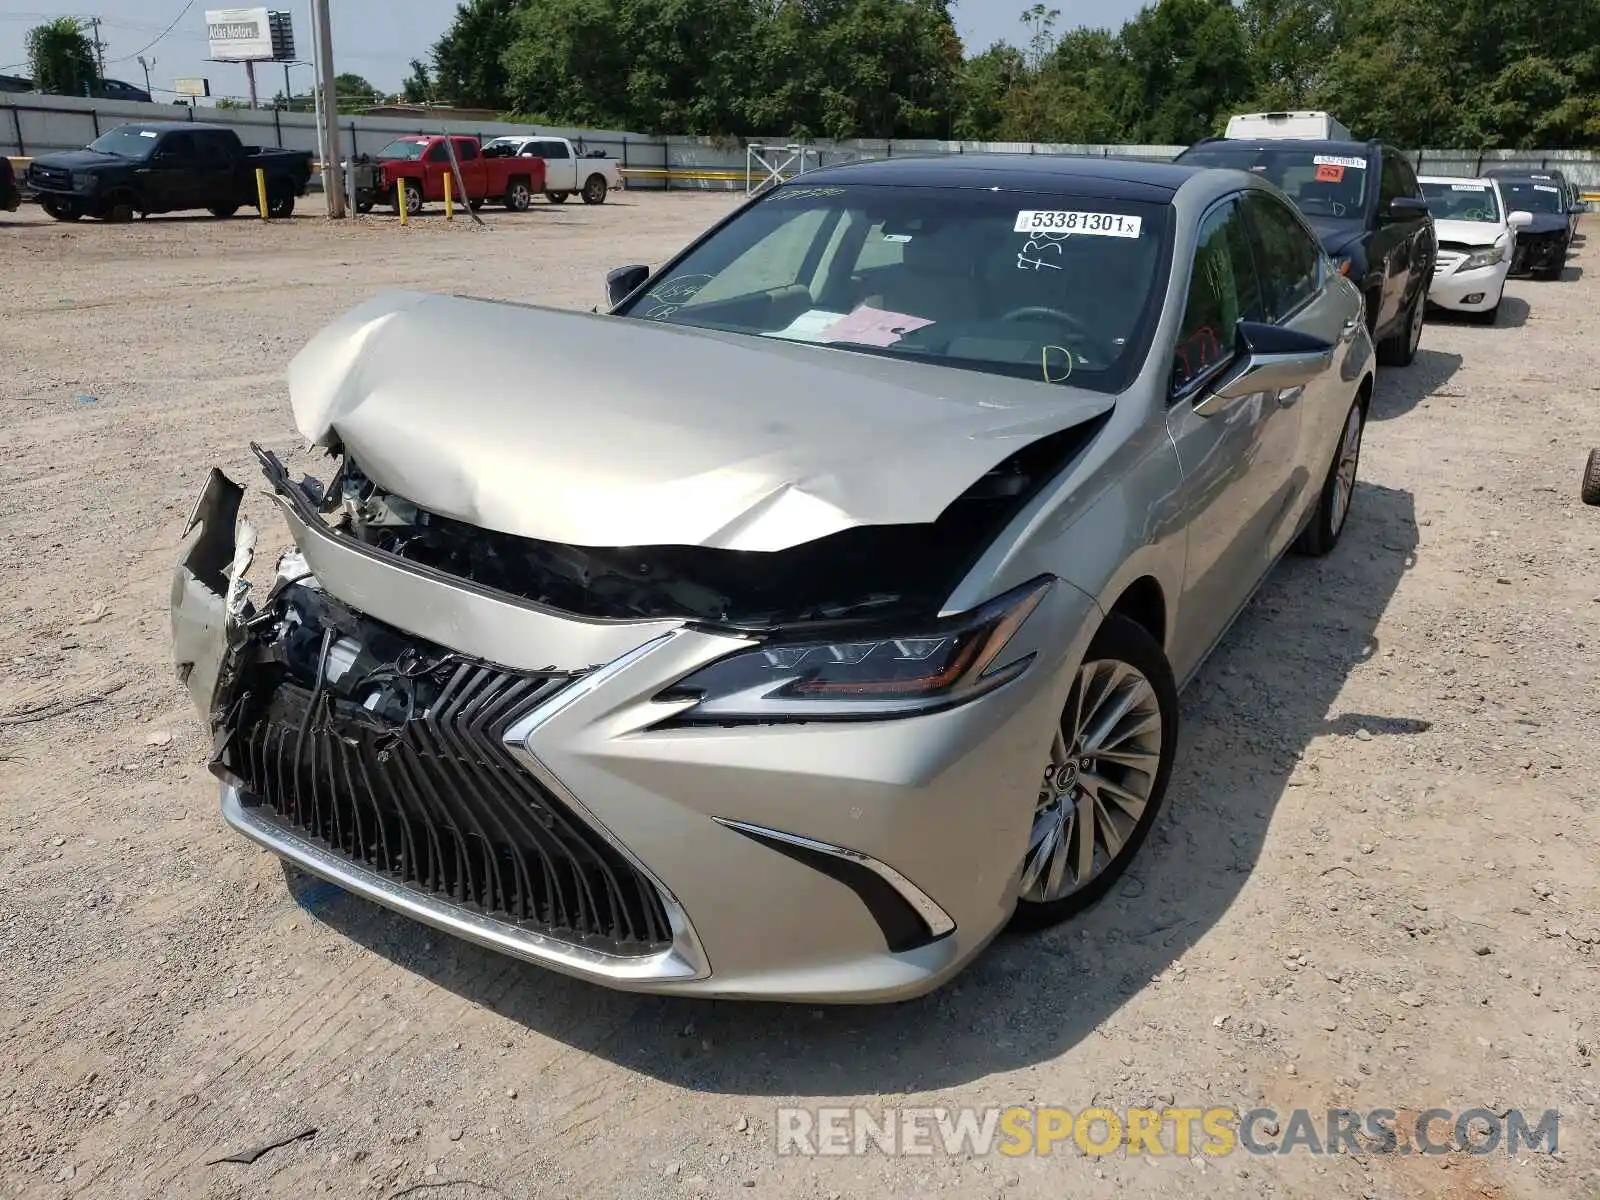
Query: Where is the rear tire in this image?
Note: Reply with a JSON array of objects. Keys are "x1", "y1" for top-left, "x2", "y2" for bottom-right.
[
  {"x1": 504, "y1": 177, "x2": 533, "y2": 211},
  {"x1": 1294, "y1": 395, "x2": 1366, "y2": 556},
  {"x1": 581, "y1": 174, "x2": 607, "y2": 204},
  {"x1": 209, "y1": 204, "x2": 238, "y2": 219},
  {"x1": 1376, "y1": 289, "x2": 1423, "y2": 366},
  {"x1": 545, "y1": 190, "x2": 570, "y2": 204},
  {"x1": 266, "y1": 190, "x2": 294, "y2": 219},
  {"x1": 1581, "y1": 449, "x2": 1600, "y2": 507},
  {"x1": 1009, "y1": 614, "x2": 1178, "y2": 931}
]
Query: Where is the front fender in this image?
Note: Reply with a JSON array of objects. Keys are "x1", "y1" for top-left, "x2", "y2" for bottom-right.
[{"x1": 170, "y1": 469, "x2": 251, "y2": 718}]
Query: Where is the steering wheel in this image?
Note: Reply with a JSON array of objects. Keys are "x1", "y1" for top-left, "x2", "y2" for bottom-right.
[{"x1": 999, "y1": 305, "x2": 1114, "y2": 361}]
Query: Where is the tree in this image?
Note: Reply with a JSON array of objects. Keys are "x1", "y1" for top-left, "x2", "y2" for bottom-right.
[
  {"x1": 401, "y1": 58, "x2": 434, "y2": 103},
  {"x1": 273, "y1": 72, "x2": 385, "y2": 112},
  {"x1": 433, "y1": 0, "x2": 520, "y2": 108},
  {"x1": 26, "y1": 17, "x2": 97, "y2": 97}
]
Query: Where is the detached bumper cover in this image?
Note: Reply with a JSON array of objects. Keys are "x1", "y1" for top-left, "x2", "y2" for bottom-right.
[{"x1": 170, "y1": 465, "x2": 1094, "y2": 1001}]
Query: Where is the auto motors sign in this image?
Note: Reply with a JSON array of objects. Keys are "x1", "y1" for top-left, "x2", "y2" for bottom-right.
[{"x1": 205, "y1": 7, "x2": 274, "y2": 62}]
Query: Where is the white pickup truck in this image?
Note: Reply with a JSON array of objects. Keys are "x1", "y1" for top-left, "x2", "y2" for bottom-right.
[{"x1": 481, "y1": 135, "x2": 621, "y2": 205}]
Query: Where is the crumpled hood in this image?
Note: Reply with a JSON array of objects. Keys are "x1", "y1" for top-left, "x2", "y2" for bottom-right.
[
  {"x1": 287, "y1": 291, "x2": 1116, "y2": 552},
  {"x1": 1432, "y1": 218, "x2": 1507, "y2": 247},
  {"x1": 1513, "y1": 212, "x2": 1569, "y2": 236}
]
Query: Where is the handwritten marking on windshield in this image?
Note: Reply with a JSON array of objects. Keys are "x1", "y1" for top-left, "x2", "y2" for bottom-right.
[
  {"x1": 1018, "y1": 230, "x2": 1071, "y2": 271},
  {"x1": 1041, "y1": 345, "x2": 1074, "y2": 384}
]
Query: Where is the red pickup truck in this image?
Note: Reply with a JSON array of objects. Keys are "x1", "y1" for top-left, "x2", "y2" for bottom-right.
[{"x1": 373, "y1": 135, "x2": 545, "y2": 214}]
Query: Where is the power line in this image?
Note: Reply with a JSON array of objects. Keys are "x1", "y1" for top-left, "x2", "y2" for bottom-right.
[{"x1": 107, "y1": 0, "x2": 196, "y2": 64}]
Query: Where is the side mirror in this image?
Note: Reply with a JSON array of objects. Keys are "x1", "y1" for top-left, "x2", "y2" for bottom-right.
[
  {"x1": 1571, "y1": 203, "x2": 1588, "y2": 215},
  {"x1": 1507, "y1": 210, "x2": 1533, "y2": 229},
  {"x1": 605, "y1": 264, "x2": 651, "y2": 308},
  {"x1": 1382, "y1": 195, "x2": 1429, "y2": 223},
  {"x1": 1201, "y1": 321, "x2": 1334, "y2": 412}
]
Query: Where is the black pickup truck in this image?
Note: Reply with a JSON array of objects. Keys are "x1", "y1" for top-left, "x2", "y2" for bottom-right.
[{"x1": 25, "y1": 122, "x2": 313, "y2": 222}]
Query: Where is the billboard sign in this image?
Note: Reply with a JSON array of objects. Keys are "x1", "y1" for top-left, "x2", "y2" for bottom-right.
[
  {"x1": 205, "y1": 8, "x2": 274, "y2": 62},
  {"x1": 173, "y1": 77, "x2": 212, "y2": 97}
]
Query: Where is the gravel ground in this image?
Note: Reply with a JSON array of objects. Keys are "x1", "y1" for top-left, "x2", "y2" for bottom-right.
[{"x1": 1, "y1": 196, "x2": 1597, "y2": 1200}]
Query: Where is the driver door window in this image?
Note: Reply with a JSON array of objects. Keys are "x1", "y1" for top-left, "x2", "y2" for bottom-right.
[
  {"x1": 1379, "y1": 154, "x2": 1407, "y2": 210},
  {"x1": 1172, "y1": 198, "x2": 1262, "y2": 394}
]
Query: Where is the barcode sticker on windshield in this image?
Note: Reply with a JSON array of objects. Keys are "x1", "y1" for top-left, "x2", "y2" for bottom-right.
[
  {"x1": 1014, "y1": 211, "x2": 1143, "y2": 237},
  {"x1": 1313, "y1": 154, "x2": 1366, "y2": 169},
  {"x1": 1450, "y1": 183, "x2": 1487, "y2": 191},
  {"x1": 1535, "y1": 184, "x2": 1559, "y2": 193}
]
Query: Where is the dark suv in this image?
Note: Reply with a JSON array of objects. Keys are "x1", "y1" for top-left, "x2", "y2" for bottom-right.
[
  {"x1": 1175, "y1": 137, "x2": 1434, "y2": 366},
  {"x1": 1484, "y1": 168, "x2": 1579, "y2": 278}
]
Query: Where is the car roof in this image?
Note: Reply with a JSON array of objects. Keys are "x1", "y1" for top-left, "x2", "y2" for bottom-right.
[
  {"x1": 799, "y1": 153, "x2": 1206, "y2": 202},
  {"x1": 1417, "y1": 175, "x2": 1494, "y2": 184},
  {"x1": 1179, "y1": 138, "x2": 1383, "y2": 159},
  {"x1": 1483, "y1": 166, "x2": 1565, "y2": 180},
  {"x1": 115, "y1": 121, "x2": 233, "y2": 133}
]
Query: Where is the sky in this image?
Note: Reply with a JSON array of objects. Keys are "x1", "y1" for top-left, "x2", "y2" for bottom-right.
[{"x1": 0, "y1": 0, "x2": 1149, "y2": 103}]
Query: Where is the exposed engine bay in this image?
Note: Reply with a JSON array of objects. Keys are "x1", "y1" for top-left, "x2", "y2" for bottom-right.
[{"x1": 257, "y1": 418, "x2": 1103, "y2": 630}]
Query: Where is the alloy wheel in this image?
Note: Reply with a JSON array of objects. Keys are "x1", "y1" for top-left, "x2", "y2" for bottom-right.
[
  {"x1": 1329, "y1": 404, "x2": 1363, "y2": 536},
  {"x1": 1021, "y1": 659, "x2": 1163, "y2": 904},
  {"x1": 1408, "y1": 294, "x2": 1423, "y2": 353}
]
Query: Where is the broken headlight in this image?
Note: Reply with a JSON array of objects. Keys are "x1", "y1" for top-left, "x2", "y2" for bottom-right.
[{"x1": 664, "y1": 577, "x2": 1052, "y2": 720}]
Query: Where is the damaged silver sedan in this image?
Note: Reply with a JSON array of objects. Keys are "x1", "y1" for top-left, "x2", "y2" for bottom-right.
[{"x1": 172, "y1": 155, "x2": 1374, "y2": 1002}]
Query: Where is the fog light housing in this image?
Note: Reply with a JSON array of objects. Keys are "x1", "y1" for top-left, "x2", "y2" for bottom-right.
[{"x1": 1462, "y1": 293, "x2": 1484, "y2": 304}]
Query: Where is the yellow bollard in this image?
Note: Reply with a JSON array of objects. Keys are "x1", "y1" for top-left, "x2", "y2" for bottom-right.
[
  {"x1": 443, "y1": 171, "x2": 453, "y2": 220},
  {"x1": 255, "y1": 167, "x2": 268, "y2": 220},
  {"x1": 397, "y1": 176, "x2": 409, "y2": 226}
]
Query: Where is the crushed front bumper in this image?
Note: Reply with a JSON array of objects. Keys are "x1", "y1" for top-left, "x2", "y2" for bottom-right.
[{"x1": 171, "y1": 459, "x2": 1094, "y2": 1002}]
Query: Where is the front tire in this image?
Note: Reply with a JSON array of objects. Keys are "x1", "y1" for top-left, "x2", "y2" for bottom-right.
[
  {"x1": 1376, "y1": 289, "x2": 1423, "y2": 366},
  {"x1": 208, "y1": 204, "x2": 238, "y2": 219},
  {"x1": 1294, "y1": 395, "x2": 1366, "y2": 556},
  {"x1": 1469, "y1": 301, "x2": 1501, "y2": 325},
  {"x1": 1010, "y1": 615, "x2": 1178, "y2": 930},
  {"x1": 102, "y1": 194, "x2": 135, "y2": 223},
  {"x1": 392, "y1": 180, "x2": 423, "y2": 215},
  {"x1": 1581, "y1": 449, "x2": 1600, "y2": 507},
  {"x1": 40, "y1": 197, "x2": 80, "y2": 222},
  {"x1": 581, "y1": 174, "x2": 608, "y2": 204}
]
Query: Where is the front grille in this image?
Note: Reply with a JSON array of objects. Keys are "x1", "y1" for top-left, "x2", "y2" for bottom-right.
[
  {"x1": 1433, "y1": 251, "x2": 1463, "y2": 276},
  {"x1": 223, "y1": 595, "x2": 674, "y2": 956},
  {"x1": 30, "y1": 165, "x2": 70, "y2": 190}
]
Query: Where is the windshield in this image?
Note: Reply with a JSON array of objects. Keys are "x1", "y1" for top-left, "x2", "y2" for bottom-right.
[
  {"x1": 1420, "y1": 180, "x2": 1502, "y2": 223},
  {"x1": 87, "y1": 127, "x2": 161, "y2": 160},
  {"x1": 376, "y1": 139, "x2": 427, "y2": 160},
  {"x1": 1496, "y1": 179, "x2": 1566, "y2": 214},
  {"x1": 1179, "y1": 145, "x2": 1369, "y2": 218},
  {"x1": 482, "y1": 138, "x2": 522, "y2": 156},
  {"x1": 618, "y1": 183, "x2": 1170, "y2": 394}
]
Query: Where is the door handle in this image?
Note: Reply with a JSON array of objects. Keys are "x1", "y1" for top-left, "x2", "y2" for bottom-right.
[{"x1": 1277, "y1": 385, "x2": 1305, "y2": 407}]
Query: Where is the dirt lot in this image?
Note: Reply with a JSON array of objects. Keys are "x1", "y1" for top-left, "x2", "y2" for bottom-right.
[{"x1": 1, "y1": 194, "x2": 1597, "y2": 1200}]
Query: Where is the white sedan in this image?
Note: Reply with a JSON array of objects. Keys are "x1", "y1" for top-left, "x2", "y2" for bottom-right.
[{"x1": 1419, "y1": 175, "x2": 1532, "y2": 324}]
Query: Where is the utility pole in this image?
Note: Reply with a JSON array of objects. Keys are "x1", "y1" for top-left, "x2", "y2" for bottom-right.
[
  {"x1": 312, "y1": 0, "x2": 345, "y2": 217},
  {"x1": 137, "y1": 55, "x2": 154, "y2": 95},
  {"x1": 85, "y1": 17, "x2": 106, "y2": 78}
]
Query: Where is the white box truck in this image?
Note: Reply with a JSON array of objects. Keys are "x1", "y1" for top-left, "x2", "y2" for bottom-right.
[{"x1": 1224, "y1": 111, "x2": 1353, "y2": 141}]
